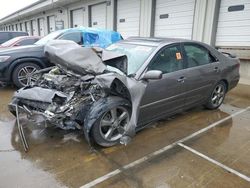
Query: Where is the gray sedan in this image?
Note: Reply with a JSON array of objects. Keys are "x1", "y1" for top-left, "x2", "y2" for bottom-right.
[
  {"x1": 110, "y1": 38, "x2": 240, "y2": 127},
  {"x1": 9, "y1": 38, "x2": 240, "y2": 148}
]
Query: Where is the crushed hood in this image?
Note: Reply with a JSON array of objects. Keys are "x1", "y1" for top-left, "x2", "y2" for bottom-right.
[
  {"x1": 44, "y1": 40, "x2": 106, "y2": 75},
  {"x1": 44, "y1": 40, "x2": 128, "y2": 75}
]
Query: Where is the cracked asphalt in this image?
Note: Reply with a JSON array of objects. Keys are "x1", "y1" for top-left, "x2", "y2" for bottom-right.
[{"x1": 0, "y1": 84, "x2": 250, "y2": 188}]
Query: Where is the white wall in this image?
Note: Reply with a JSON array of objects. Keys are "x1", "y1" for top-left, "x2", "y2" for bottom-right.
[{"x1": 0, "y1": 0, "x2": 248, "y2": 50}]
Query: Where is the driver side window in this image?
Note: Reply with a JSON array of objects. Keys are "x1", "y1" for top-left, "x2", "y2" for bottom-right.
[{"x1": 148, "y1": 45, "x2": 184, "y2": 74}]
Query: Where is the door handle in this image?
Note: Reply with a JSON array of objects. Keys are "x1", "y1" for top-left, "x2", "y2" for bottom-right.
[
  {"x1": 214, "y1": 67, "x2": 219, "y2": 72},
  {"x1": 177, "y1": 76, "x2": 186, "y2": 83}
]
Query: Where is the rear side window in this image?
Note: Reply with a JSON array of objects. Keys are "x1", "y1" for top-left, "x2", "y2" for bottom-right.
[
  {"x1": 17, "y1": 38, "x2": 39, "y2": 46},
  {"x1": 59, "y1": 32, "x2": 83, "y2": 45},
  {"x1": 11, "y1": 32, "x2": 28, "y2": 37},
  {"x1": 184, "y1": 44, "x2": 215, "y2": 68},
  {"x1": 0, "y1": 33, "x2": 10, "y2": 44}
]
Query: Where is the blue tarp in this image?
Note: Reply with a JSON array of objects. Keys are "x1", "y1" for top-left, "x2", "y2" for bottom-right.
[{"x1": 64, "y1": 27, "x2": 122, "y2": 48}]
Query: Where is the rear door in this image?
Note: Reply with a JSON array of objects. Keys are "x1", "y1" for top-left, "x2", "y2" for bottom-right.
[
  {"x1": 182, "y1": 43, "x2": 221, "y2": 107},
  {"x1": 138, "y1": 44, "x2": 187, "y2": 125}
]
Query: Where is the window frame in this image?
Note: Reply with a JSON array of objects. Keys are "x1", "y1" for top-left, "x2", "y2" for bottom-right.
[
  {"x1": 146, "y1": 43, "x2": 185, "y2": 75},
  {"x1": 181, "y1": 42, "x2": 217, "y2": 69}
]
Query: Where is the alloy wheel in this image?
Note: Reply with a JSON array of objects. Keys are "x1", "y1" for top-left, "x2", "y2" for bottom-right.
[
  {"x1": 211, "y1": 84, "x2": 225, "y2": 106},
  {"x1": 17, "y1": 66, "x2": 38, "y2": 86},
  {"x1": 99, "y1": 106, "x2": 130, "y2": 142}
]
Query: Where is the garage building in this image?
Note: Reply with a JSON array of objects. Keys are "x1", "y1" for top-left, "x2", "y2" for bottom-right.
[{"x1": 0, "y1": 0, "x2": 249, "y2": 81}]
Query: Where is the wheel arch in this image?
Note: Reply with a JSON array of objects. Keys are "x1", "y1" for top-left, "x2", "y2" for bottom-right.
[
  {"x1": 83, "y1": 96, "x2": 131, "y2": 145},
  {"x1": 220, "y1": 79, "x2": 229, "y2": 92}
]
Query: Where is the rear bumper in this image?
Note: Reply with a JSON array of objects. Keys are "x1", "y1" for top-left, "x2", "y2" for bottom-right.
[{"x1": 228, "y1": 76, "x2": 240, "y2": 91}]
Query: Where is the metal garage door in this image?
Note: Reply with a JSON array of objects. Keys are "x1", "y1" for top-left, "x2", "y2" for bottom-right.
[
  {"x1": 71, "y1": 8, "x2": 84, "y2": 27},
  {"x1": 216, "y1": 0, "x2": 250, "y2": 47},
  {"x1": 25, "y1": 21, "x2": 32, "y2": 35},
  {"x1": 31, "y1": 20, "x2": 38, "y2": 36},
  {"x1": 116, "y1": 0, "x2": 140, "y2": 38},
  {"x1": 48, "y1": 15, "x2": 55, "y2": 33},
  {"x1": 90, "y1": 3, "x2": 107, "y2": 28},
  {"x1": 38, "y1": 18, "x2": 45, "y2": 36},
  {"x1": 154, "y1": 0, "x2": 195, "y2": 39},
  {"x1": 20, "y1": 23, "x2": 23, "y2": 31}
]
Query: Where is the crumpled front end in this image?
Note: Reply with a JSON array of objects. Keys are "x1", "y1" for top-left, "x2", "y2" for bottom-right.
[
  {"x1": 8, "y1": 40, "x2": 147, "y2": 148},
  {"x1": 9, "y1": 67, "x2": 105, "y2": 131}
]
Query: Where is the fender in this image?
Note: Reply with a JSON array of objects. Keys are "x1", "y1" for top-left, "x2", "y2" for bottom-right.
[
  {"x1": 83, "y1": 96, "x2": 131, "y2": 144},
  {"x1": 7, "y1": 57, "x2": 48, "y2": 81}
]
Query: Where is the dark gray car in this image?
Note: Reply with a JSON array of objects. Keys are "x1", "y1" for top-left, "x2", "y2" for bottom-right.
[{"x1": 9, "y1": 38, "x2": 240, "y2": 149}]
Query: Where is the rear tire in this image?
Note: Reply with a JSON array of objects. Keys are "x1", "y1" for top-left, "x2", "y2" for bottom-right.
[
  {"x1": 91, "y1": 98, "x2": 131, "y2": 147},
  {"x1": 205, "y1": 81, "x2": 226, "y2": 110},
  {"x1": 12, "y1": 62, "x2": 41, "y2": 88}
]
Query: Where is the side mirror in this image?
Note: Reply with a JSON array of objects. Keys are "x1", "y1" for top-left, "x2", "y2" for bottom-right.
[{"x1": 141, "y1": 70, "x2": 163, "y2": 80}]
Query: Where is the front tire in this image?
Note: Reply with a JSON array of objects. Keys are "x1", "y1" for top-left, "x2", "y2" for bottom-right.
[
  {"x1": 91, "y1": 100, "x2": 131, "y2": 147},
  {"x1": 205, "y1": 81, "x2": 226, "y2": 110},
  {"x1": 12, "y1": 62, "x2": 41, "y2": 88}
]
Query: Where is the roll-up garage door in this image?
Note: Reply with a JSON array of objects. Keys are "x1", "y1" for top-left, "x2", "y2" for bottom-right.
[
  {"x1": 90, "y1": 3, "x2": 107, "y2": 29},
  {"x1": 25, "y1": 21, "x2": 32, "y2": 35},
  {"x1": 116, "y1": 0, "x2": 140, "y2": 38},
  {"x1": 38, "y1": 18, "x2": 45, "y2": 37},
  {"x1": 20, "y1": 23, "x2": 23, "y2": 31},
  {"x1": 71, "y1": 8, "x2": 84, "y2": 27},
  {"x1": 17, "y1": 23, "x2": 21, "y2": 31},
  {"x1": 48, "y1": 15, "x2": 55, "y2": 33},
  {"x1": 31, "y1": 20, "x2": 38, "y2": 36},
  {"x1": 216, "y1": 0, "x2": 250, "y2": 47},
  {"x1": 154, "y1": 0, "x2": 195, "y2": 39}
]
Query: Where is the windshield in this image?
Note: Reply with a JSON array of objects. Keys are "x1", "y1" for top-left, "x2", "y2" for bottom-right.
[
  {"x1": 1, "y1": 37, "x2": 20, "y2": 47},
  {"x1": 106, "y1": 43, "x2": 155, "y2": 75},
  {"x1": 35, "y1": 30, "x2": 63, "y2": 45}
]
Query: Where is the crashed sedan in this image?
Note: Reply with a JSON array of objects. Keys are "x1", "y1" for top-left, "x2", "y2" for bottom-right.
[{"x1": 9, "y1": 38, "x2": 240, "y2": 149}]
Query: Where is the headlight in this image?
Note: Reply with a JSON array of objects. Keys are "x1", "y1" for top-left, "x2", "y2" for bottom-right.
[{"x1": 0, "y1": 56, "x2": 11, "y2": 62}]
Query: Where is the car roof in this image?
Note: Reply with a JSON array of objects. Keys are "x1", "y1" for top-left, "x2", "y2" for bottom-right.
[
  {"x1": 61, "y1": 27, "x2": 119, "y2": 34},
  {"x1": 121, "y1": 37, "x2": 196, "y2": 47}
]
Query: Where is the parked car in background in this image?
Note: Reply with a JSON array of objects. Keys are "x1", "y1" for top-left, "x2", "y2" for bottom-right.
[
  {"x1": 0, "y1": 27, "x2": 122, "y2": 88},
  {"x1": 9, "y1": 38, "x2": 240, "y2": 148},
  {"x1": 0, "y1": 31, "x2": 28, "y2": 44},
  {"x1": 0, "y1": 36, "x2": 40, "y2": 48}
]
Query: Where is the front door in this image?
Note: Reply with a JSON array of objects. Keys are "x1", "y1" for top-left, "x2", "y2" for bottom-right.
[{"x1": 138, "y1": 44, "x2": 187, "y2": 125}]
